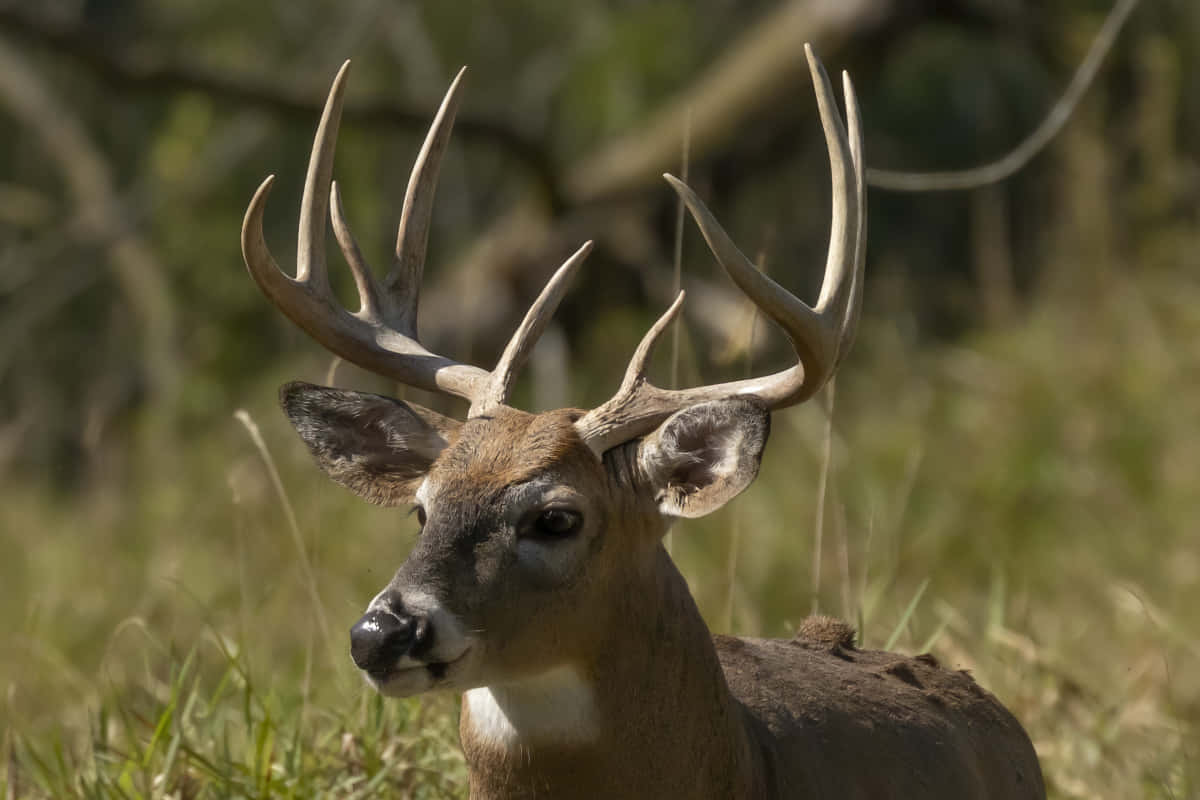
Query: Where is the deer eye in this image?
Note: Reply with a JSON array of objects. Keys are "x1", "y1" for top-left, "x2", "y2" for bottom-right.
[
  {"x1": 529, "y1": 508, "x2": 582, "y2": 538},
  {"x1": 411, "y1": 506, "x2": 427, "y2": 527}
]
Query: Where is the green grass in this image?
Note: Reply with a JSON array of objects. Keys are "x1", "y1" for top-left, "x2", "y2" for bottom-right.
[
  {"x1": 4, "y1": 272, "x2": 1199, "y2": 798},
  {"x1": 6, "y1": 640, "x2": 464, "y2": 798}
]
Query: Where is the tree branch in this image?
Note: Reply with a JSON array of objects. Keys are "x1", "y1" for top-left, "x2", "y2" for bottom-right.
[
  {"x1": 0, "y1": 34, "x2": 178, "y2": 398},
  {"x1": 865, "y1": 0, "x2": 1141, "y2": 192},
  {"x1": 567, "y1": 0, "x2": 892, "y2": 203},
  {"x1": 0, "y1": 3, "x2": 565, "y2": 208}
]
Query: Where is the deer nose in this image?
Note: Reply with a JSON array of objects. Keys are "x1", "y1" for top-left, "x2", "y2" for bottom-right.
[{"x1": 350, "y1": 608, "x2": 418, "y2": 676}]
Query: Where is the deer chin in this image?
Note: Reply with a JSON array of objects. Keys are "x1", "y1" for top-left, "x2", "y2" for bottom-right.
[{"x1": 366, "y1": 646, "x2": 474, "y2": 697}]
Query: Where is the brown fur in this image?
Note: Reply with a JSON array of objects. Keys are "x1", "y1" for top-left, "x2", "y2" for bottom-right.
[
  {"x1": 794, "y1": 615, "x2": 857, "y2": 649},
  {"x1": 717, "y1": 635, "x2": 1043, "y2": 798},
  {"x1": 437, "y1": 408, "x2": 588, "y2": 491},
  {"x1": 460, "y1": 531, "x2": 1042, "y2": 799}
]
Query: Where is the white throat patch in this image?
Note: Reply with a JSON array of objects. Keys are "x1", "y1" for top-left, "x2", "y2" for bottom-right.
[
  {"x1": 464, "y1": 666, "x2": 598, "y2": 750},
  {"x1": 414, "y1": 477, "x2": 434, "y2": 509}
]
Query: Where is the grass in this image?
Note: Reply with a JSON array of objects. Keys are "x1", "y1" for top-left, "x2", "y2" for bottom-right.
[
  {"x1": 7, "y1": 640, "x2": 465, "y2": 798},
  {"x1": 3, "y1": 270, "x2": 1199, "y2": 798}
]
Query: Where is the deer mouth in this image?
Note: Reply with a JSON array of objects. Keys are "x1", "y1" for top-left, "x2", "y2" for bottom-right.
[{"x1": 367, "y1": 647, "x2": 472, "y2": 696}]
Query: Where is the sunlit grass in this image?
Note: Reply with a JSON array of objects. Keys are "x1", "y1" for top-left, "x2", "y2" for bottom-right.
[
  {"x1": 4, "y1": 273, "x2": 1199, "y2": 797},
  {"x1": 7, "y1": 637, "x2": 463, "y2": 798}
]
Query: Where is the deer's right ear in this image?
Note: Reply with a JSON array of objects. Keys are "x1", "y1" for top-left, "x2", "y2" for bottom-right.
[{"x1": 280, "y1": 382, "x2": 460, "y2": 506}]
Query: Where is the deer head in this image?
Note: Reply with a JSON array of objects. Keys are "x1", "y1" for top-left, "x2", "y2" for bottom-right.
[{"x1": 241, "y1": 44, "x2": 862, "y2": 704}]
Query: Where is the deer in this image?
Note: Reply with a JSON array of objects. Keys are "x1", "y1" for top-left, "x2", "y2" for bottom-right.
[{"x1": 241, "y1": 46, "x2": 1045, "y2": 800}]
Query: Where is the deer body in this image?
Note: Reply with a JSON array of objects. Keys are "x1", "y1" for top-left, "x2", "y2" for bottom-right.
[
  {"x1": 715, "y1": 633, "x2": 1042, "y2": 799},
  {"x1": 243, "y1": 46, "x2": 1046, "y2": 799}
]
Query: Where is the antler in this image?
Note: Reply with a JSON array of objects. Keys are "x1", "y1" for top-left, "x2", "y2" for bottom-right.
[
  {"x1": 243, "y1": 49, "x2": 862, "y2": 439},
  {"x1": 574, "y1": 45, "x2": 866, "y2": 455},
  {"x1": 241, "y1": 62, "x2": 591, "y2": 415}
]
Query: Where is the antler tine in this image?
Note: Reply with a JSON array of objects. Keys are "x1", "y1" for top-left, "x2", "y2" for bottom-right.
[
  {"x1": 383, "y1": 66, "x2": 468, "y2": 336},
  {"x1": 329, "y1": 179, "x2": 385, "y2": 320},
  {"x1": 620, "y1": 290, "x2": 686, "y2": 395},
  {"x1": 299, "y1": 60, "x2": 351, "y2": 292},
  {"x1": 574, "y1": 45, "x2": 865, "y2": 456},
  {"x1": 473, "y1": 241, "x2": 594, "y2": 415},
  {"x1": 837, "y1": 70, "x2": 867, "y2": 366},
  {"x1": 242, "y1": 61, "x2": 351, "y2": 304},
  {"x1": 662, "y1": 175, "x2": 829, "y2": 401},
  {"x1": 242, "y1": 64, "x2": 496, "y2": 404},
  {"x1": 807, "y1": 45, "x2": 856, "y2": 320},
  {"x1": 569, "y1": 291, "x2": 688, "y2": 456}
]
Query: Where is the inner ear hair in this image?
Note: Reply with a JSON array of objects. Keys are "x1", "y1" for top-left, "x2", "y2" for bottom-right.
[
  {"x1": 280, "y1": 382, "x2": 460, "y2": 506},
  {"x1": 639, "y1": 397, "x2": 770, "y2": 519}
]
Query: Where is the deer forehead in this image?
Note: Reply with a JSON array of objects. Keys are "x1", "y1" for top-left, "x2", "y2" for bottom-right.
[{"x1": 424, "y1": 407, "x2": 601, "y2": 505}]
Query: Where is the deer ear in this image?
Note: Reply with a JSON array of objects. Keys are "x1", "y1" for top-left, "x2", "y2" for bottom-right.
[
  {"x1": 280, "y1": 382, "x2": 460, "y2": 506},
  {"x1": 637, "y1": 397, "x2": 770, "y2": 519}
]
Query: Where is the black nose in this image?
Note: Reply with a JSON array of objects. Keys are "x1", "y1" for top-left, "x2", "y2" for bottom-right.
[{"x1": 350, "y1": 608, "x2": 417, "y2": 676}]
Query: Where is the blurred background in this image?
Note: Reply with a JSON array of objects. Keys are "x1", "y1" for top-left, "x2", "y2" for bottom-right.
[{"x1": 1, "y1": 0, "x2": 1197, "y2": 796}]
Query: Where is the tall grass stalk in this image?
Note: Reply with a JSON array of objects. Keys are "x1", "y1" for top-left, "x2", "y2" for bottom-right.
[
  {"x1": 666, "y1": 107, "x2": 692, "y2": 556},
  {"x1": 884, "y1": 578, "x2": 930, "y2": 651},
  {"x1": 810, "y1": 379, "x2": 836, "y2": 615},
  {"x1": 234, "y1": 410, "x2": 332, "y2": 665}
]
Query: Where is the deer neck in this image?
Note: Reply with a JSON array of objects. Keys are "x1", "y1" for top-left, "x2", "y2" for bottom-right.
[{"x1": 460, "y1": 546, "x2": 765, "y2": 799}]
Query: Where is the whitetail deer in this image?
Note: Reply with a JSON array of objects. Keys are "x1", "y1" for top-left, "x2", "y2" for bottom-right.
[{"x1": 242, "y1": 46, "x2": 1045, "y2": 799}]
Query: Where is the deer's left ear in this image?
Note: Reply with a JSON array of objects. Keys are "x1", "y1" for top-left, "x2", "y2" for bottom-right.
[{"x1": 637, "y1": 397, "x2": 770, "y2": 519}]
